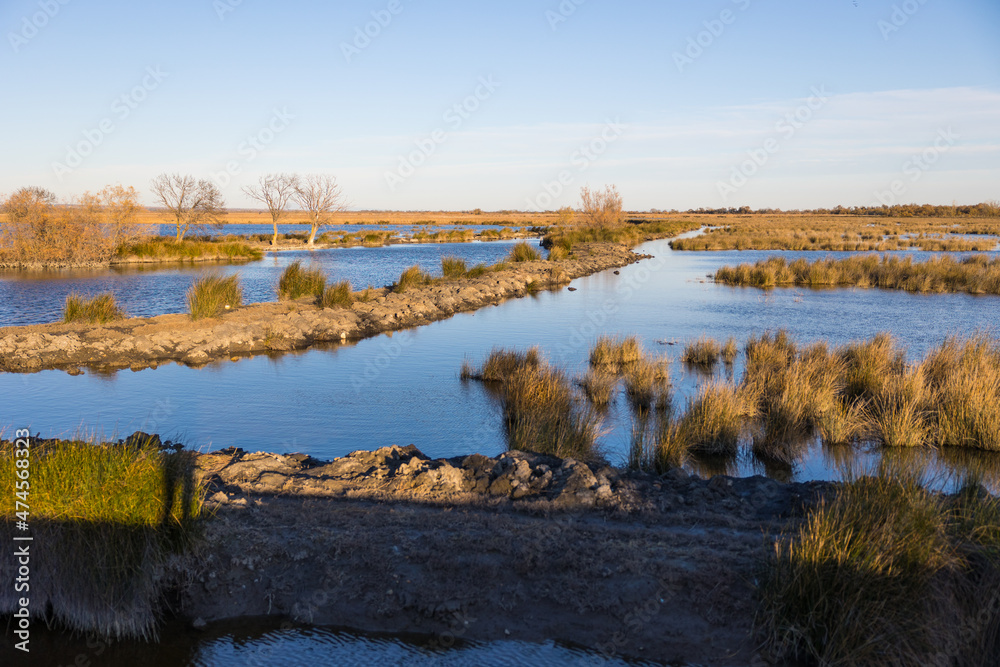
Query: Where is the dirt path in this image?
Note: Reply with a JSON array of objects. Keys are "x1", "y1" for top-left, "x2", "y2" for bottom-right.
[{"x1": 166, "y1": 444, "x2": 825, "y2": 666}]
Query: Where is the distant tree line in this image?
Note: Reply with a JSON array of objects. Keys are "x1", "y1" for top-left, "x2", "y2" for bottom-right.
[{"x1": 680, "y1": 202, "x2": 1000, "y2": 217}]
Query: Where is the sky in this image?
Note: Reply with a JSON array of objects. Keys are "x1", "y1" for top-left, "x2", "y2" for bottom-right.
[{"x1": 0, "y1": 0, "x2": 998, "y2": 211}]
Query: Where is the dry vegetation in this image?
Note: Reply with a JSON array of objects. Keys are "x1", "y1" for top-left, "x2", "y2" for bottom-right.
[
  {"x1": 716, "y1": 254, "x2": 1000, "y2": 295},
  {"x1": 670, "y1": 212, "x2": 1000, "y2": 252}
]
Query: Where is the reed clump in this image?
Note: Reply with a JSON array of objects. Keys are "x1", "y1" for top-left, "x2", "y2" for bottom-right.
[
  {"x1": 462, "y1": 347, "x2": 603, "y2": 461},
  {"x1": 508, "y1": 241, "x2": 540, "y2": 262},
  {"x1": 715, "y1": 254, "x2": 1000, "y2": 295},
  {"x1": 393, "y1": 265, "x2": 433, "y2": 293},
  {"x1": 757, "y1": 461, "x2": 1000, "y2": 666},
  {"x1": 187, "y1": 273, "x2": 242, "y2": 319},
  {"x1": 589, "y1": 335, "x2": 643, "y2": 374},
  {"x1": 277, "y1": 261, "x2": 326, "y2": 300},
  {"x1": 63, "y1": 292, "x2": 127, "y2": 324},
  {"x1": 578, "y1": 370, "x2": 619, "y2": 407},
  {"x1": 320, "y1": 280, "x2": 354, "y2": 309},
  {"x1": 682, "y1": 336, "x2": 723, "y2": 369},
  {"x1": 441, "y1": 256, "x2": 467, "y2": 279},
  {"x1": 622, "y1": 357, "x2": 671, "y2": 413}
]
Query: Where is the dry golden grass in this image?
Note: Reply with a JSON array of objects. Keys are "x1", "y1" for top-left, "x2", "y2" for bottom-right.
[
  {"x1": 716, "y1": 254, "x2": 1000, "y2": 295},
  {"x1": 671, "y1": 213, "x2": 1000, "y2": 252}
]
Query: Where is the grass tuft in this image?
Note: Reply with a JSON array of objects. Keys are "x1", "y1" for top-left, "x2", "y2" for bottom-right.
[
  {"x1": 320, "y1": 280, "x2": 354, "y2": 309},
  {"x1": 589, "y1": 335, "x2": 643, "y2": 374},
  {"x1": 441, "y1": 256, "x2": 467, "y2": 279},
  {"x1": 394, "y1": 265, "x2": 432, "y2": 293},
  {"x1": 187, "y1": 273, "x2": 242, "y2": 320},
  {"x1": 277, "y1": 261, "x2": 326, "y2": 300},
  {"x1": 682, "y1": 336, "x2": 723, "y2": 369},
  {"x1": 508, "y1": 241, "x2": 540, "y2": 262},
  {"x1": 64, "y1": 292, "x2": 126, "y2": 324}
]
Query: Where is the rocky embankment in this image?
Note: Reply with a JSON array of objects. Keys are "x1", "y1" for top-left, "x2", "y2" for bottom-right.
[
  {"x1": 170, "y1": 443, "x2": 825, "y2": 666},
  {"x1": 0, "y1": 243, "x2": 643, "y2": 374}
]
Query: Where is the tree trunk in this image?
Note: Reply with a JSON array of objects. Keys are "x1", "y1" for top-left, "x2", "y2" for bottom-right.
[
  {"x1": 308, "y1": 225, "x2": 317, "y2": 247},
  {"x1": 271, "y1": 219, "x2": 278, "y2": 246}
]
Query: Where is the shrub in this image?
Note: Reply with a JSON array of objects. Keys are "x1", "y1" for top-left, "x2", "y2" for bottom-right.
[
  {"x1": 63, "y1": 292, "x2": 126, "y2": 324},
  {"x1": 277, "y1": 261, "x2": 326, "y2": 300},
  {"x1": 321, "y1": 280, "x2": 354, "y2": 309},
  {"x1": 187, "y1": 273, "x2": 242, "y2": 320},
  {"x1": 508, "y1": 241, "x2": 541, "y2": 263},
  {"x1": 394, "y1": 265, "x2": 432, "y2": 293}
]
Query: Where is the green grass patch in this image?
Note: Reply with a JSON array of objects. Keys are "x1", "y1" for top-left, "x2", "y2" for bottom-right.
[
  {"x1": 321, "y1": 280, "x2": 354, "y2": 309},
  {"x1": 117, "y1": 238, "x2": 262, "y2": 262},
  {"x1": 63, "y1": 292, "x2": 126, "y2": 324},
  {"x1": 187, "y1": 272, "x2": 242, "y2": 319},
  {"x1": 278, "y1": 261, "x2": 326, "y2": 300}
]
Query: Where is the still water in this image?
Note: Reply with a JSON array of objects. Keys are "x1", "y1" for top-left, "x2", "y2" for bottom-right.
[
  {"x1": 1, "y1": 237, "x2": 998, "y2": 483},
  {"x1": 0, "y1": 239, "x2": 537, "y2": 327},
  {"x1": 5, "y1": 620, "x2": 668, "y2": 667}
]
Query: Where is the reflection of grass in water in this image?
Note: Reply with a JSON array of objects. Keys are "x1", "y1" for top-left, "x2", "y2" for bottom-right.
[{"x1": 0, "y1": 437, "x2": 203, "y2": 639}]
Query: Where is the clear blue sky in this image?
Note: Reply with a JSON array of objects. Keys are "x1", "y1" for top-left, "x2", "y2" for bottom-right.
[{"x1": 1, "y1": 0, "x2": 997, "y2": 211}]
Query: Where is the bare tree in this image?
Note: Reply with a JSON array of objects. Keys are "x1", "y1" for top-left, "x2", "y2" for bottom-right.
[
  {"x1": 80, "y1": 184, "x2": 150, "y2": 249},
  {"x1": 579, "y1": 185, "x2": 624, "y2": 228},
  {"x1": 242, "y1": 173, "x2": 300, "y2": 245},
  {"x1": 293, "y1": 175, "x2": 349, "y2": 246},
  {"x1": 150, "y1": 173, "x2": 227, "y2": 240}
]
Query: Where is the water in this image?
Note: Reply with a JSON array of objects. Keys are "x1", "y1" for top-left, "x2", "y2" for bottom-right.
[
  {"x1": 0, "y1": 239, "x2": 539, "y2": 327},
  {"x1": 2, "y1": 237, "x2": 998, "y2": 485},
  {"x1": 5, "y1": 620, "x2": 667, "y2": 667}
]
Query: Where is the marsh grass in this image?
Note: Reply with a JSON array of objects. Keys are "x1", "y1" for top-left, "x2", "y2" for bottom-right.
[
  {"x1": 187, "y1": 273, "x2": 242, "y2": 319},
  {"x1": 277, "y1": 261, "x2": 326, "y2": 300},
  {"x1": 679, "y1": 381, "x2": 755, "y2": 457},
  {"x1": 500, "y1": 365, "x2": 604, "y2": 460},
  {"x1": 543, "y1": 220, "x2": 699, "y2": 250},
  {"x1": 508, "y1": 241, "x2": 540, "y2": 262},
  {"x1": 320, "y1": 280, "x2": 354, "y2": 309},
  {"x1": 589, "y1": 335, "x2": 643, "y2": 374},
  {"x1": 757, "y1": 460, "x2": 1000, "y2": 666},
  {"x1": 64, "y1": 292, "x2": 126, "y2": 324},
  {"x1": 548, "y1": 245, "x2": 569, "y2": 261},
  {"x1": 466, "y1": 263, "x2": 489, "y2": 278},
  {"x1": 722, "y1": 337, "x2": 739, "y2": 365},
  {"x1": 441, "y1": 256, "x2": 467, "y2": 279},
  {"x1": 117, "y1": 238, "x2": 263, "y2": 262},
  {"x1": 578, "y1": 370, "x2": 619, "y2": 407},
  {"x1": 622, "y1": 357, "x2": 671, "y2": 413},
  {"x1": 393, "y1": 265, "x2": 433, "y2": 293},
  {"x1": 463, "y1": 347, "x2": 602, "y2": 460},
  {"x1": 0, "y1": 436, "x2": 203, "y2": 639},
  {"x1": 682, "y1": 336, "x2": 722, "y2": 369},
  {"x1": 715, "y1": 254, "x2": 1000, "y2": 295}
]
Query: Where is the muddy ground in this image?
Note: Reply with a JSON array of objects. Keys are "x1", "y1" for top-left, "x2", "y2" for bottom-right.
[
  {"x1": 0, "y1": 243, "x2": 644, "y2": 374},
  {"x1": 165, "y1": 444, "x2": 825, "y2": 666}
]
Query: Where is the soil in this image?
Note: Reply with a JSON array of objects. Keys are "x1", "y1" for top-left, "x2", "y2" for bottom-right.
[
  {"x1": 163, "y1": 443, "x2": 827, "y2": 666},
  {"x1": 0, "y1": 243, "x2": 645, "y2": 374}
]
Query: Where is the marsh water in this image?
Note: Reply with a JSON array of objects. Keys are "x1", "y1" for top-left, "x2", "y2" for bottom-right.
[
  {"x1": 4, "y1": 235, "x2": 1000, "y2": 664},
  {"x1": 12, "y1": 620, "x2": 667, "y2": 667},
  {"x1": 0, "y1": 239, "x2": 536, "y2": 327}
]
